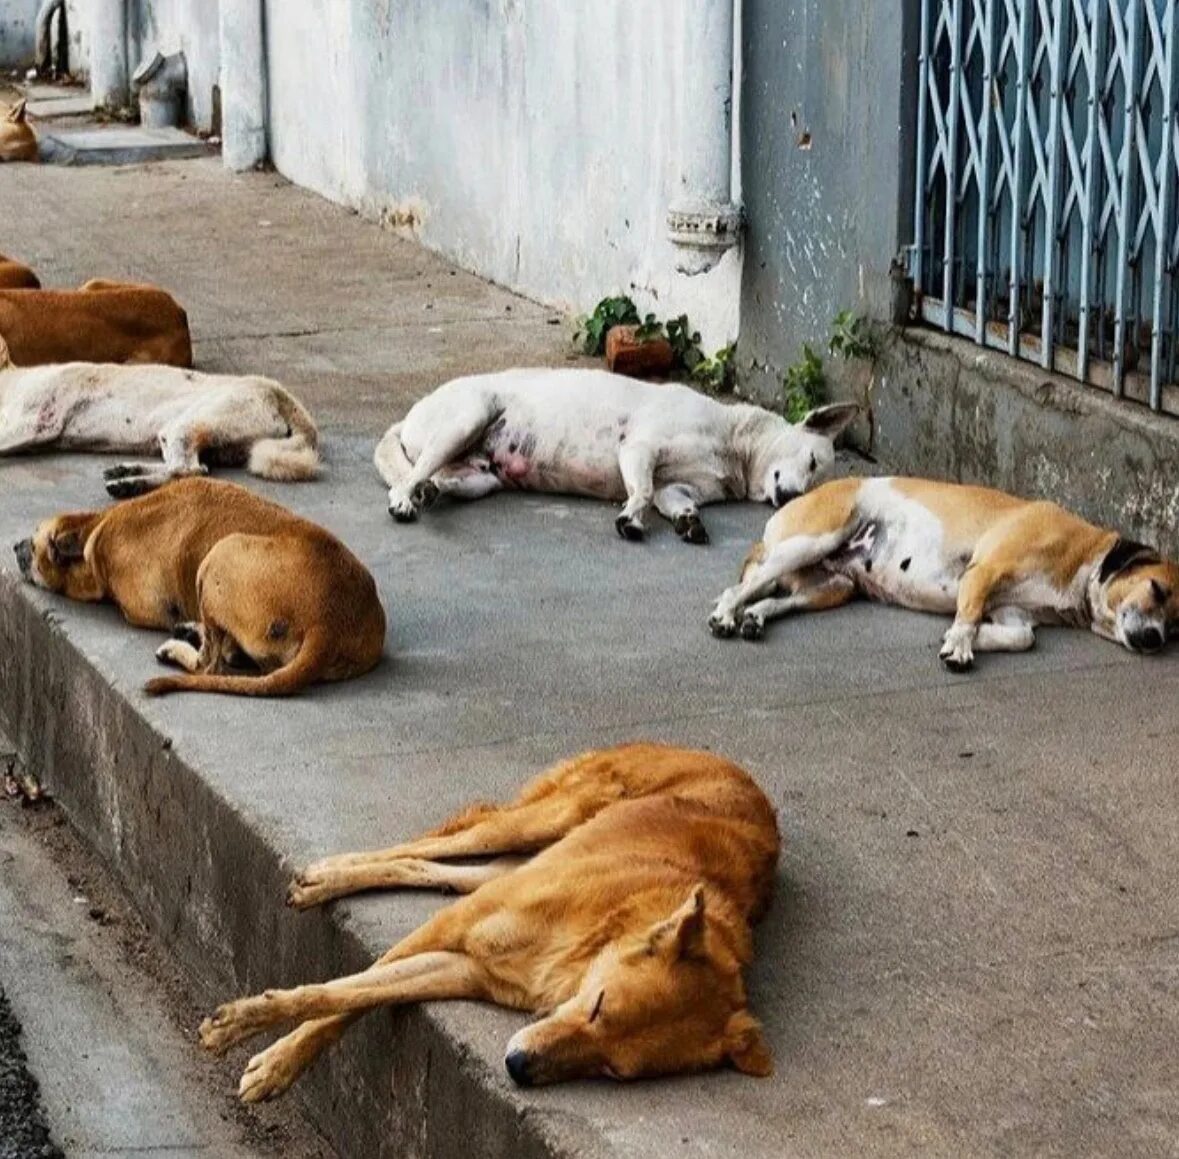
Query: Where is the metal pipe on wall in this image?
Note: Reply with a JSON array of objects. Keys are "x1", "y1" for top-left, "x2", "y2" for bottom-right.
[
  {"x1": 90, "y1": 0, "x2": 129, "y2": 110},
  {"x1": 667, "y1": 0, "x2": 742, "y2": 274},
  {"x1": 219, "y1": 0, "x2": 268, "y2": 171}
]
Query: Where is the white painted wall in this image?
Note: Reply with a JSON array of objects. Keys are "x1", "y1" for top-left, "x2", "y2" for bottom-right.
[
  {"x1": 0, "y1": 0, "x2": 38, "y2": 68},
  {"x1": 262, "y1": 0, "x2": 742, "y2": 348}
]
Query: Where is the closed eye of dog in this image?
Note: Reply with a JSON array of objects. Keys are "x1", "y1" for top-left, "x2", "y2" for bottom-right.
[{"x1": 588, "y1": 989, "x2": 605, "y2": 1024}]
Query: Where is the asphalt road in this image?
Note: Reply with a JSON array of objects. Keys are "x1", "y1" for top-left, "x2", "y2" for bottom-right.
[{"x1": 0, "y1": 985, "x2": 62, "y2": 1159}]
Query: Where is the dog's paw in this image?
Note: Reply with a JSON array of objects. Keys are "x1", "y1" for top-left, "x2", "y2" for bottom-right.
[
  {"x1": 239, "y1": 1041, "x2": 302, "y2": 1103},
  {"x1": 410, "y1": 479, "x2": 440, "y2": 510},
  {"x1": 106, "y1": 475, "x2": 159, "y2": 500},
  {"x1": 708, "y1": 611, "x2": 738, "y2": 639},
  {"x1": 155, "y1": 639, "x2": 196, "y2": 669},
  {"x1": 388, "y1": 496, "x2": 419, "y2": 523},
  {"x1": 170, "y1": 621, "x2": 204, "y2": 648},
  {"x1": 286, "y1": 871, "x2": 333, "y2": 910},
  {"x1": 739, "y1": 613, "x2": 765, "y2": 641},
  {"x1": 199, "y1": 1005, "x2": 248, "y2": 1055},
  {"x1": 615, "y1": 514, "x2": 645, "y2": 542},
  {"x1": 939, "y1": 625, "x2": 976, "y2": 673},
  {"x1": 673, "y1": 513, "x2": 709, "y2": 545},
  {"x1": 102, "y1": 462, "x2": 147, "y2": 481}
]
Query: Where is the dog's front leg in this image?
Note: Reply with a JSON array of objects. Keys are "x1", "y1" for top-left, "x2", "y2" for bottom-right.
[
  {"x1": 105, "y1": 421, "x2": 207, "y2": 498},
  {"x1": 940, "y1": 561, "x2": 1006, "y2": 672},
  {"x1": 654, "y1": 484, "x2": 709, "y2": 545},
  {"x1": 616, "y1": 442, "x2": 658, "y2": 540}
]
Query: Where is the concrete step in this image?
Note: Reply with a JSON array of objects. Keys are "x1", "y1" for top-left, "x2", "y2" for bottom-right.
[
  {"x1": 25, "y1": 94, "x2": 94, "y2": 119},
  {"x1": 39, "y1": 126, "x2": 214, "y2": 166},
  {"x1": 0, "y1": 753, "x2": 335, "y2": 1158}
]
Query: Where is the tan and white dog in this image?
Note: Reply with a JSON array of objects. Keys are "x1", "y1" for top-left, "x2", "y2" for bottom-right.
[
  {"x1": 0, "y1": 336, "x2": 320, "y2": 496},
  {"x1": 0, "y1": 100, "x2": 37, "y2": 163},
  {"x1": 375, "y1": 368, "x2": 858, "y2": 543},
  {"x1": 709, "y1": 476, "x2": 1179, "y2": 670}
]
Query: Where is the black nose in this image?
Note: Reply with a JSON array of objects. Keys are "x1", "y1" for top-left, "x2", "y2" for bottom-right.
[
  {"x1": 504, "y1": 1048, "x2": 533, "y2": 1087},
  {"x1": 1130, "y1": 626, "x2": 1165, "y2": 653},
  {"x1": 773, "y1": 488, "x2": 801, "y2": 509}
]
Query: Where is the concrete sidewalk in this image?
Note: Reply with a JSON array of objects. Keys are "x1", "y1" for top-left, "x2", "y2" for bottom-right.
[{"x1": 1, "y1": 160, "x2": 1178, "y2": 1158}]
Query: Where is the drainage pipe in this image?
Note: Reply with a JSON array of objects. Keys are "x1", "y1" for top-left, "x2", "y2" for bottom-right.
[
  {"x1": 90, "y1": 0, "x2": 130, "y2": 111},
  {"x1": 219, "y1": 0, "x2": 268, "y2": 170},
  {"x1": 667, "y1": 0, "x2": 742, "y2": 274},
  {"x1": 34, "y1": 0, "x2": 64, "y2": 76}
]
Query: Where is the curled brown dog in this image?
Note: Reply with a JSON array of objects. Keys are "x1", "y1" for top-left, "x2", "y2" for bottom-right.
[
  {"x1": 199, "y1": 742, "x2": 779, "y2": 1101},
  {"x1": 0, "y1": 281, "x2": 192, "y2": 366},
  {"x1": 13, "y1": 477, "x2": 386, "y2": 697}
]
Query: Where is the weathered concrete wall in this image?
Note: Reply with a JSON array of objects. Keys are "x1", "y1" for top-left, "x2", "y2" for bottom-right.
[
  {"x1": 738, "y1": 0, "x2": 920, "y2": 403},
  {"x1": 0, "y1": 0, "x2": 38, "y2": 68},
  {"x1": 130, "y1": 0, "x2": 219, "y2": 128},
  {"x1": 849, "y1": 329, "x2": 1179, "y2": 555},
  {"x1": 261, "y1": 0, "x2": 741, "y2": 347}
]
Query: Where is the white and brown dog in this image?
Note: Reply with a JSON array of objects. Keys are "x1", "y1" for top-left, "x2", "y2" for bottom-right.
[
  {"x1": 0, "y1": 336, "x2": 320, "y2": 496},
  {"x1": 709, "y1": 476, "x2": 1179, "y2": 670},
  {"x1": 375, "y1": 368, "x2": 859, "y2": 543}
]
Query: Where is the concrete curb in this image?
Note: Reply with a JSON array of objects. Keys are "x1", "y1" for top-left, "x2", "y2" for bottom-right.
[{"x1": 0, "y1": 570, "x2": 608, "y2": 1159}]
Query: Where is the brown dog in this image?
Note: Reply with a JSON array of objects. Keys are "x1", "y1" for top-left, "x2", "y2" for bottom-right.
[
  {"x1": 0, "y1": 283, "x2": 192, "y2": 366},
  {"x1": 0, "y1": 253, "x2": 39, "y2": 289},
  {"x1": 0, "y1": 100, "x2": 37, "y2": 163},
  {"x1": 199, "y1": 743, "x2": 779, "y2": 1101},
  {"x1": 13, "y1": 478, "x2": 386, "y2": 697}
]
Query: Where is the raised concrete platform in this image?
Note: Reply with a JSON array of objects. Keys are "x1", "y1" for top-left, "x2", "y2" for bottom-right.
[
  {"x1": 25, "y1": 94, "x2": 93, "y2": 119},
  {"x1": 39, "y1": 126, "x2": 214, "y2": 166},
  {"x1": 1, "y1": 160, "x2": 1177, "y2": 1157}
]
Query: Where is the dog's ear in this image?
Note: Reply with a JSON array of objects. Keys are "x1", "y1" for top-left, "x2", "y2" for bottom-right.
[
  {"x1": 800, "y1": 402, "x2": 859, "y2": 440},
  {"x1": 49, "y1": 529, "x2": 86, "y2": 563},
  {"x1": 647, "y1": 885, "x2": 708, "y2": 960},
  {"x1": 7, "y1": 99, "x2": 27, "y2": 124},
  {"x1": 1098, "y1": 537, "x2": 1160, "y2": 584},
  {"x1": 725, "y1": 1010, "x2": 773, "y2": 1077}
]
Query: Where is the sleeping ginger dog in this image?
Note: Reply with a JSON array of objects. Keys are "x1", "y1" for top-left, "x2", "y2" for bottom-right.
[
  {"x1": 13, "y1": 478, "x2": 385, "y2": 696},
  {"x1": 199, "y1": 743, "x2": 779, "y2": 1100},
  {"x1": 0, "y1": 335, "x2": 320, "y2": 494},
  {"x1": 0, "y1": 281, "x2": 192, "y2": 367},
  {"x1": 709, "y1": 476, "x2": 1179, "y2": 669}
]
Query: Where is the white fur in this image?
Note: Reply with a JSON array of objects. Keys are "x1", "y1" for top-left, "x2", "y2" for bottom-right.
[
  {"x1": 0, "y1": 350, "x2": 319, "y2": 496},
  {"x1": 374, "y1": 368, "x2": 857, "y2": 538}
]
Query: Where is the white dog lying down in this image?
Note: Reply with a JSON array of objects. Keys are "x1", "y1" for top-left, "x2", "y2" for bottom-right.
[
  {"x1": 375, "y1": 368, "x2": 859, "y2": 542},
  {"x1": 0, "y1": 336, "x2": 319, "y2": 497}
]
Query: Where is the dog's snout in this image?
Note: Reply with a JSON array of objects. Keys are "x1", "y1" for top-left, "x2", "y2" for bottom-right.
[
  {"x1": 1129, "y1": 626, "x2": 1165, "y2": 654},
  {"x1": 13, "y1": 539, "x2": 32, "y2": 576},
  {"x1": 504, "y1": 1048, "x2": 534, "y2": 1087},
  {"x1": 773, "y1": 487, "x2": 801, "y2": 509}
]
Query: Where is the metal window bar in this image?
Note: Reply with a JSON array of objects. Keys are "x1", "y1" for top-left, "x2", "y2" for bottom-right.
[{"x1": 912, "y1": 0, "x2": 1179, "y2": 415}]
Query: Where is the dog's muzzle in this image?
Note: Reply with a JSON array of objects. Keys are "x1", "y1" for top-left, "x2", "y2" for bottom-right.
[
  {"x1": 13, "y1": 539, "x2": 32, "y2": 579},
  {"x1": 1126, "y1": 625, "x2": 1165, "y2": 654},
  {"x1": 504, "y1": 1048, "x2": 534, "y2": 1087}
]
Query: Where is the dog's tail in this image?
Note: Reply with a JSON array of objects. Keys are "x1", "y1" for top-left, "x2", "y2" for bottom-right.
[
  {"x1": 144, "y1": 635, "x2": 329, "y2": 699},
  {"x1": 373, "y1": 421, "x2": 412, "y2": 488},
  {"x1": 248, "y1": 389, "x2": 321, "y2": 482}
]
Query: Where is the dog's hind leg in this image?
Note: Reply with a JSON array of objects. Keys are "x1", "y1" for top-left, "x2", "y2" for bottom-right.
[
  {"x1": 288, "y1": 853, "x2": 527, "y2": 909},
  {"x1": 383, "y1": 403, "x2": 496, "y2": 522},
  {"x1": 738, "y1": 571, "x2": 856, "y2": 640},
  {"x1": 654, "y1": 484, "x2": 708, "y2": 545},
  {"x1": 615, "y1": 442, "x2": 657, "y2": 540}
]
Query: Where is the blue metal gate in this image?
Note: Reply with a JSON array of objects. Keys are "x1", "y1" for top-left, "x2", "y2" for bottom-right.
[{"x1": 911, "y1": 0, "x2": 1179, "y2": 414}]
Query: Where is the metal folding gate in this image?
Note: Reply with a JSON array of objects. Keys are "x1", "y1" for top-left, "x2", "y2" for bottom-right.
[{"x1": 911, "y1": 0, "x2": 1179, "y2": 413}]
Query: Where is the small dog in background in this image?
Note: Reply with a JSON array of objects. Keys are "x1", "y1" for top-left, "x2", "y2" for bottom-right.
[
  {"x1": 14, "y1": 478, "x2": 386, "y2": 697},
  {"x1": 0, "y1": 100, "x2": 37, "y2": 163},
  {"x1": 199, "y1": 743, "x2": 779, "y2": 1101}
]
